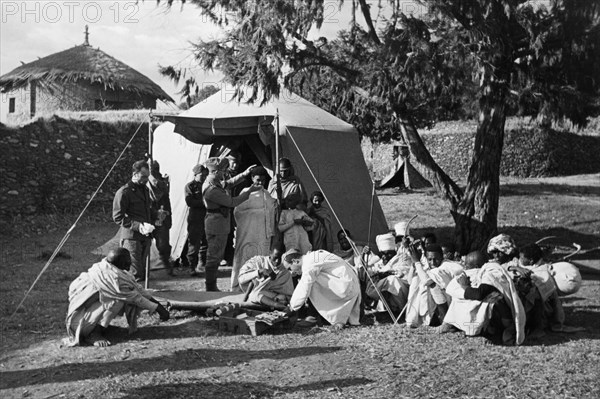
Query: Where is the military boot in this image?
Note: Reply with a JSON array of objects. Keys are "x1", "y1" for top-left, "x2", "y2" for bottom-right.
[{"x1": 205, "y1": 269, "x2": 221, "y2": 292}]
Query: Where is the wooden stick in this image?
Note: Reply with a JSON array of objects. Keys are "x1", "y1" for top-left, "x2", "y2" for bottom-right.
[
  {"x1": 145, "y1": 255, "x2": 150, "y2": 290},
  {"x1": 367, "y1": 181, "x2": 375, "y2": 245},
  {"x1": 535, "y1": 236, "x2": 556, "y2": 245},
  {"x1": 561, "y1": 243, "x2": 582, "y2": 261},
  {"x1": 405, "y1": 214, "x2": 418, "y2": 237},
  {"x1": 393, "y1": 302, "x2": 409, "y2": 325}
]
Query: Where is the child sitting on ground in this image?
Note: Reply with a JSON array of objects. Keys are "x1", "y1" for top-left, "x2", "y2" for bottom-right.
[{"x1": 278, "y1": 194, "x2": 313, "y2": 254}]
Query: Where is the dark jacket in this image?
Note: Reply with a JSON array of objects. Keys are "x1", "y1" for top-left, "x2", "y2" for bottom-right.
[
  {"x1": 148, "y1": 173, "x2": 172, "y2": 228},
  {"x1": 113, "y1": 181, "x2": 154, "y2": 240},
  {"x1": 185, "y1": 180, "x2": 206, "y2": 223}
]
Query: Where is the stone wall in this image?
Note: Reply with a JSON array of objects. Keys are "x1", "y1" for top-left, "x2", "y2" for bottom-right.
[
  {"x1": 0, "y1": 115, "x2": 149, "y2": 221},
  {"x1": 363, "y1": 126, "x2": 600, "y2": 185},
  {"x1": 2, "y1": 115, "x2": 599, "y2": 224}
]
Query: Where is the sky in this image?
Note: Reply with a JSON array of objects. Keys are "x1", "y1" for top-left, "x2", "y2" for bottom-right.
[{"x1": 0, "y1": 1, "x2": 426, "y2": 114}]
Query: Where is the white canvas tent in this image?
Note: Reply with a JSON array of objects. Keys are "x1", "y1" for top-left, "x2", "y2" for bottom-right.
[{"x1": 153, "y1": 88, "x2": 388, "y2": 261}]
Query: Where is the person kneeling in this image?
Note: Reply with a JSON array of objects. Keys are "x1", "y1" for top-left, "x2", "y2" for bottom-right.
[
  {"x1": 238, "y1": 245, "x2": 294, "y2": 310},
  {"x1": 64, "y1": 247, "x2": 169, "y2": 347},
  {"x1": 285, "y1": 249, "x2": 361, "y2": 329}
]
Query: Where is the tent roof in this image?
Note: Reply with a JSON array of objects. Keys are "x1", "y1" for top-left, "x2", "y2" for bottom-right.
[{"x1": 161, "y1": 89, "x2": 355, "y2": 144}]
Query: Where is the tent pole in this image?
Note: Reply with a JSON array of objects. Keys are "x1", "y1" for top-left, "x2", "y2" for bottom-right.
[
  {"x1": 146, "y1": 112, "x2": 153, "y2": 290},
  {"x1": 275, "y1": 109, "x2": 282, "y2": 201}
]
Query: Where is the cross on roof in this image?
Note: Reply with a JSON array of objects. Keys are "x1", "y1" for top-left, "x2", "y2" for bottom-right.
[{"x1": 83, "y1": 25, "x2": 90, "y2": 46}]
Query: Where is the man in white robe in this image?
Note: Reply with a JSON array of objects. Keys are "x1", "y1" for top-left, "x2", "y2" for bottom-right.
[
  {"x1": 443, "y1": 251, "x2": 526, "y2": 345},
  {"x1": 365, "y1": 233, "x2": 412, "y2": 313},
  {"x1": 238, "y1": 246, "x2": 294, "y2": 309},
  {"x1": 405, "y1": 244, "x2": 464, "y2": 327},
  {"x1": 64, "y1": 248, "x2": 169, "y2": 347},
  {"x1": 285, "y1": 249, "x2": 361, "y2": 328}
]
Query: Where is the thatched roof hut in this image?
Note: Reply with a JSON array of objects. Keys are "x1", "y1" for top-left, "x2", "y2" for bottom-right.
[
  {"x1": 0, "y1": 27, "x2": 174, "y2": 124},
  {"x1": 0, "y1": 44, "x2": 173, "y2": 102}
]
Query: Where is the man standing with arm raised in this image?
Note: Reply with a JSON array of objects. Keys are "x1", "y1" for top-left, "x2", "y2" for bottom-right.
[{"x1": 202, "y1": 157, "x2": 261, "y2": 291}]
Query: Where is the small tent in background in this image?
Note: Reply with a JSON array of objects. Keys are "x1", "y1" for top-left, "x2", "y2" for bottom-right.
[
  {"x1": 378, "y1": 143, "x2": 431, "y2": 190},
  {"x1": 153, "y1": 87, "x2": 388, "y2": 262}
]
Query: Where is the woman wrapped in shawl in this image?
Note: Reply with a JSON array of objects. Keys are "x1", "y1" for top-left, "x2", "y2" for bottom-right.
[
  {"x1": 232, "y1": 166, "x2": 278, "y2": 291},
  {"x1": 307, "y1": 191, "x2": 335, "y2": 251}
]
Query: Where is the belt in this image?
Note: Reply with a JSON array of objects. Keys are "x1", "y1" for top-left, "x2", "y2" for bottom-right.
[{"x1": 206, "y1": 208, "x2": 227, "y2": 214}]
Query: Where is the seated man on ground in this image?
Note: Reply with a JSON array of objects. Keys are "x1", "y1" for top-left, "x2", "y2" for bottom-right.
[
  {"x1": 419, "y1": 232, "x2": 438, "y2": 267},
  {"x1": 335, "y1": 229, "x2": 380, "y2": 318},
  {"x1": 285, "y1": 249, "x2": 361, "y2": 329},
  {"x1": 64, "y1": 248, "x2": 169, "y2": 347},
  {"x1": 237, "y1": 245, "x2": 294, "y2": 310},
  {"x1": 405, "y1": 243, "x2": 464, "y2": 328},
  {"x1": 391, "y1": 221, "x2": 416, "y2": 274},
  {"x1": 441, "y1": 243, "x2": 458, "y2": 262},
  {"x1": 364, "y1": 233, "x2": 411, "y2": 314},
  {"x1": 336, "y1": 229, "x2": 359, "y2": 266},
  {"x1": 443, "y1": 241, "x2": 527, "y2": 345},
  {"x1": 336, "y1": 229, "x2": 380, "y2": 268},
  {"x1": 518, "y1": 243, "x2": 582, "y2": 334},
  {"x1": 489, "y1": 234, "x2": 546, "y2": 337}
]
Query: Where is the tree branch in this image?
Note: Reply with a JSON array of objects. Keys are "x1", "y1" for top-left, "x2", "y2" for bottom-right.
[{"x1": 357, "y1": 0, "x2": 382, "y2": 45}]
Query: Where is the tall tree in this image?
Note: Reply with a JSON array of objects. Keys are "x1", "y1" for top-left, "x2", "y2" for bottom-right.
[{"x1": 159, "y1": 0, "x2": 599, "y2": 252}]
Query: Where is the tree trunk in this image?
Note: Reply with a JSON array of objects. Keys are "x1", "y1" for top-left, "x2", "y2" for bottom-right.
[
  {"x1": 396, "y1": 114, "x2": 463, "y2": 209},
  {"x1": 453, "y1": 70, "x2": 509, "y2": 253}
]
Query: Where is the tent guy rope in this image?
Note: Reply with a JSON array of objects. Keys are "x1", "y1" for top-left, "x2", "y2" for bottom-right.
[
  {"x1": 11, "y1": 119, "x2": 148, "y2": 318},
  {"x1": 287, "y1": 131, "x2": 397, "y2": 322}
]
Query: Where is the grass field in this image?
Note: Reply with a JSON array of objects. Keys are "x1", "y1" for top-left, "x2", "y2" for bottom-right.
[{"x1": 0, "y1": 174, "x2": 598, "y2": 398}]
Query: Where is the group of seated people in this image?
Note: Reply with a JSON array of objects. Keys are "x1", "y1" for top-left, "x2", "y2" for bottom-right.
[
  {"x1": 65, "y1": 221, "x2": 581, "y2": 347},
  {"x1": 232, "y1": 220, "x2": 582, "y2": 344},
  {"x1": 340, "y1": 227, "x2": 581, "y2": 345}
]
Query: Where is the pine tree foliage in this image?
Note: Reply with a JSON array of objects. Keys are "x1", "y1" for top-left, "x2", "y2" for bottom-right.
[{"x1": 156, "y1": 0, "x2": 599, "y2": 251}]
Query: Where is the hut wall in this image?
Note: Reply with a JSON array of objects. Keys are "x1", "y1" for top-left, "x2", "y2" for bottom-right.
[
  {"x1": 35, "y1": 81, "x2": 157, "y2": 112},
  {"x1": 4, "y1": 86, "x2": 33, "y2": 124},
  {"x1": 3, "y1": 80, "x2": 158, "y2": 124}
]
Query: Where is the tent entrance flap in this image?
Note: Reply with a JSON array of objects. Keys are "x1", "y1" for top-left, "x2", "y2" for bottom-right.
[
  {"x1": 152, "y1": 129, "x2": 278, "y2": 262},
  {"x1": 161, "y1": 114, "x2": 275, "y2": 145}
]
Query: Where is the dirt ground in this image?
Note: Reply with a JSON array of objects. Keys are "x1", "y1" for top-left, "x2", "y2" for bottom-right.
[{"x1": 1, "y1": 174, "x2": 599, "y2": 399}]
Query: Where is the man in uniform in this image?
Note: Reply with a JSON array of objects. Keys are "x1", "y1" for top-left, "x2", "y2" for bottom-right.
[
  {"x1": 147, "y1": 160, "x2": 173, "y2": 275},
  {"x1": 185, "y1": 164, "x2": 209, "y2": 276},
  {"x1": 223, "y1": 151, "x2": 249, "y2": 266},
  {"x1": 113, "y1": 160, "x2": 155, "y2": 282},
  {"x1": 203, "y1": 157, "x2": 260, "y2": 291}
]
